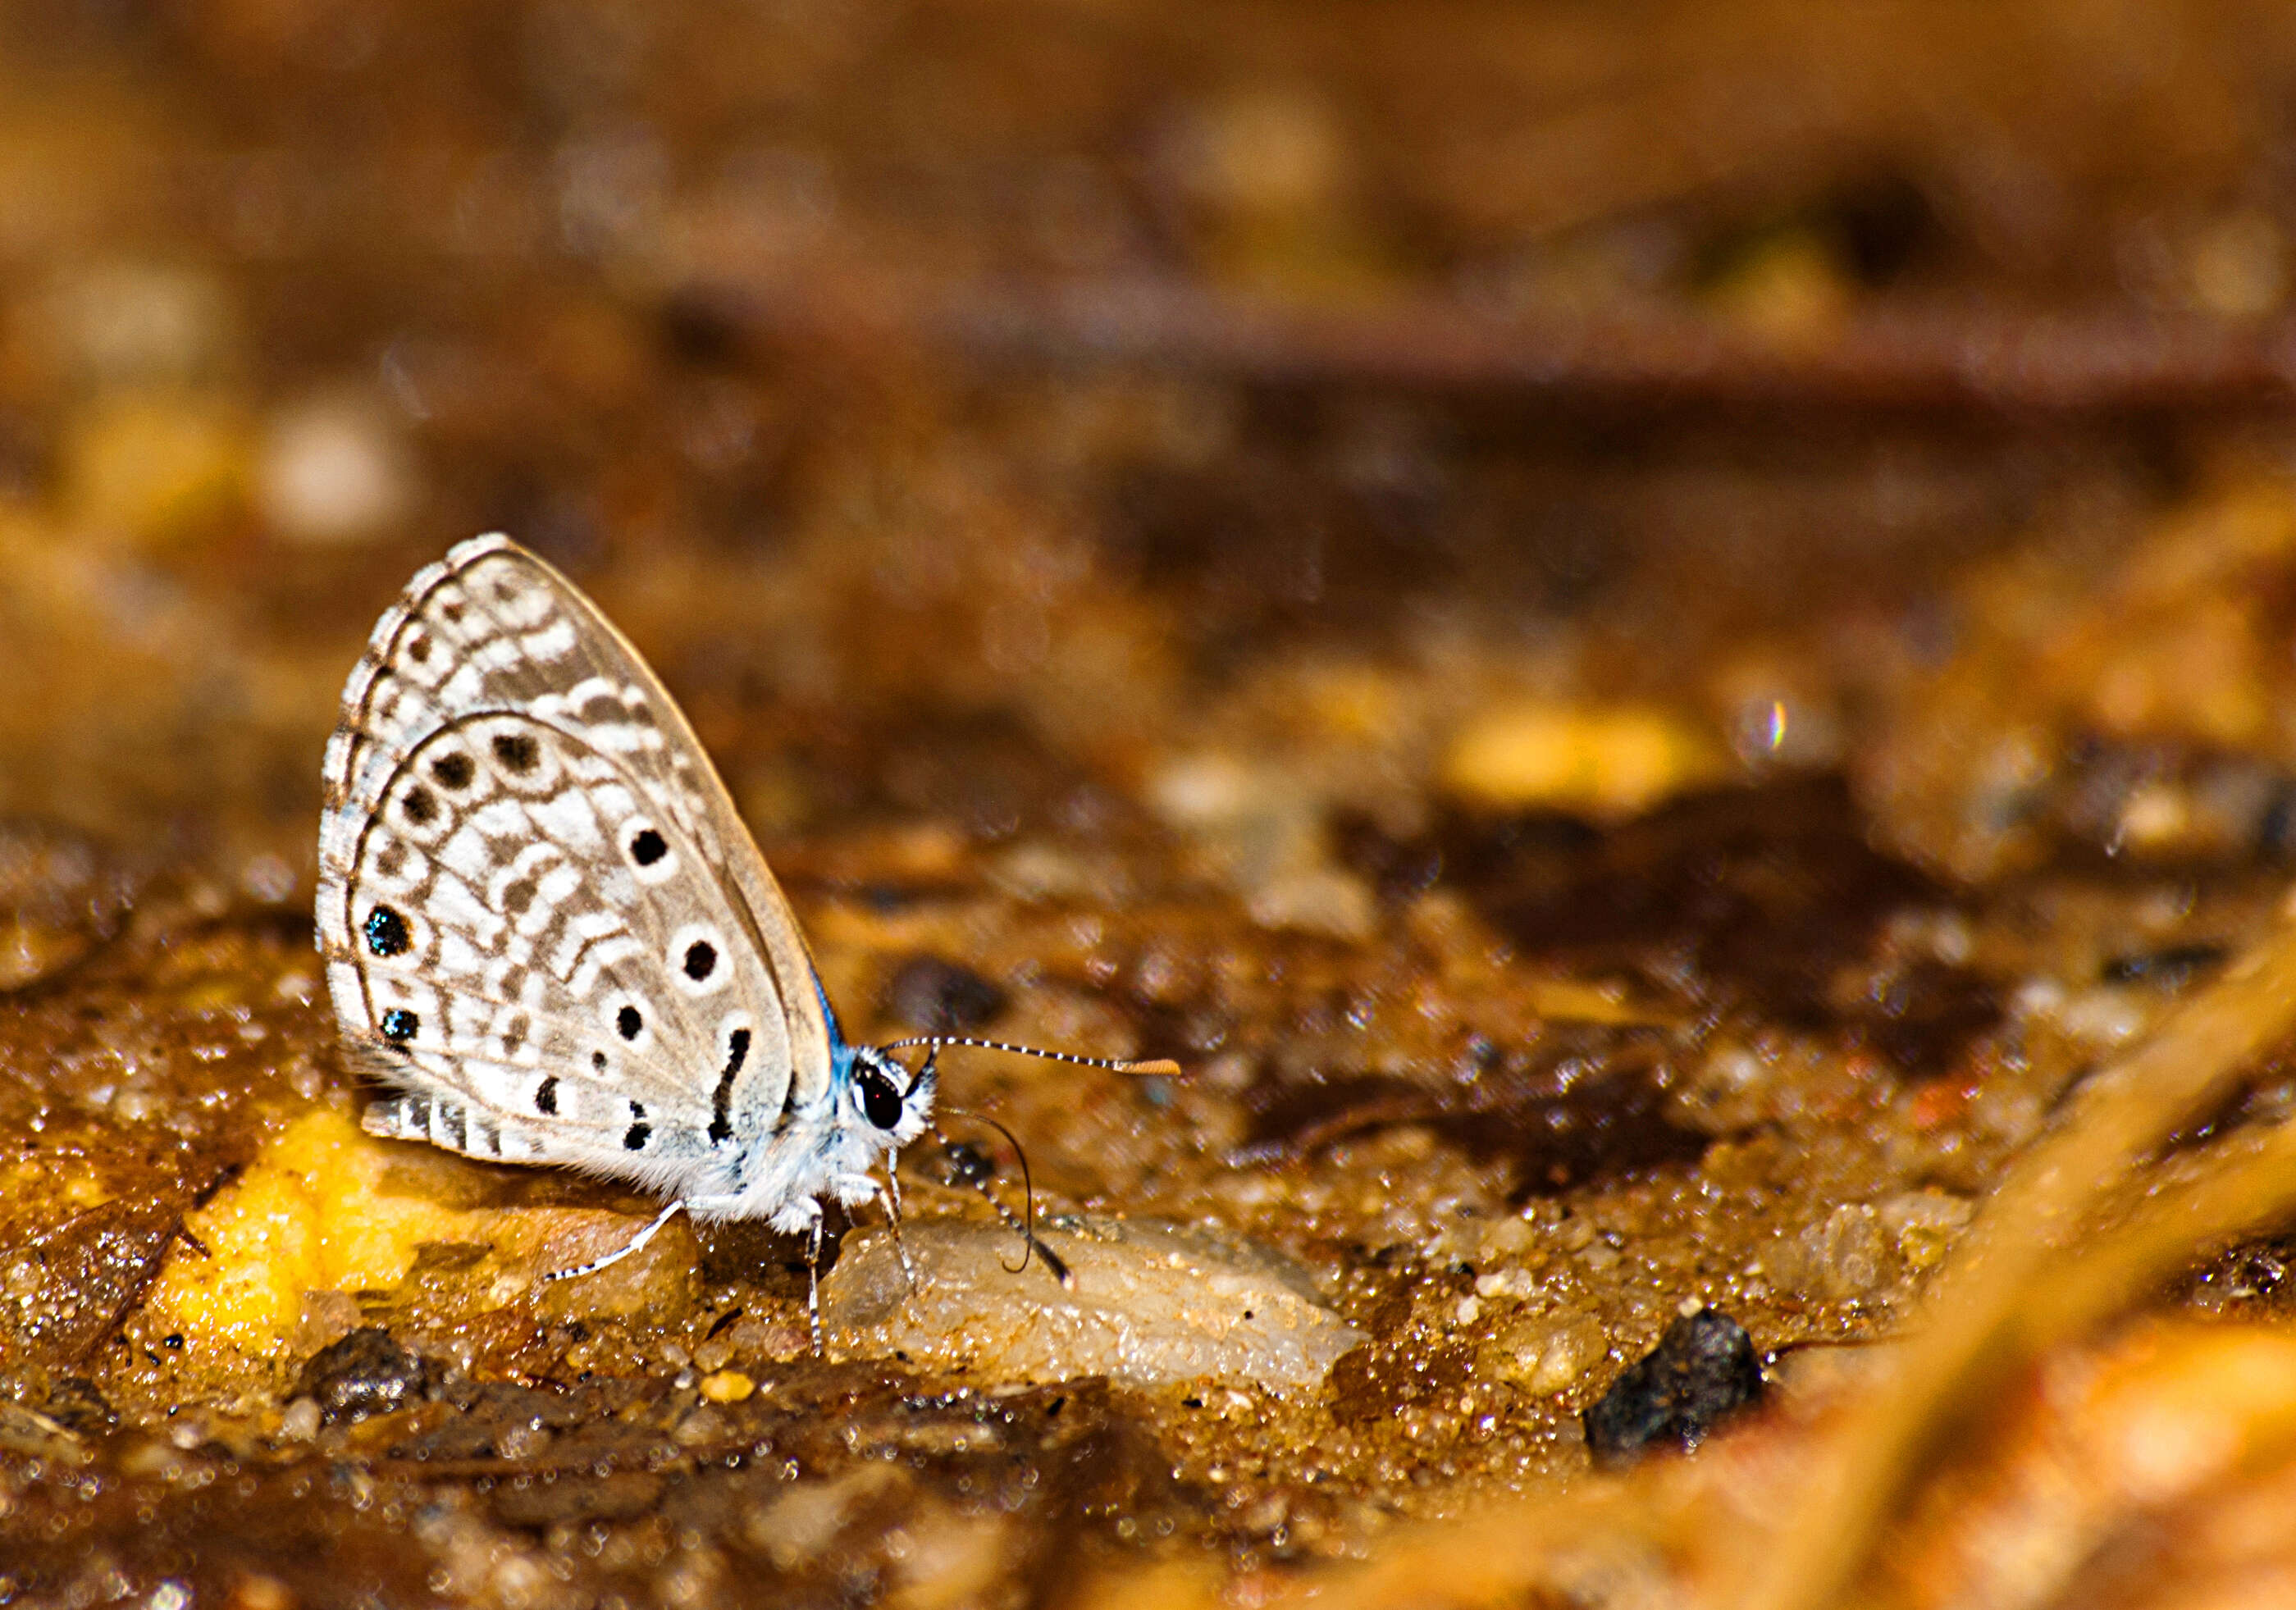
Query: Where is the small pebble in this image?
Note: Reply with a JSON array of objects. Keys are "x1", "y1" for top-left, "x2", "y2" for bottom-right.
[
  {"x1": 1582, "y1": 1308, "x2": 1765, "y2": 1467},
  {"x1": 291, "y1": 1327, "x2": 433, "y2": 1425},
  {"x1": 698, "y1": 1370, "x2": 755, "y2": 1404},
  {"x1": 1441, "y1": 701, "x2": 1728, "y2": 819},
  {"x1": 277, "y1": 1397, "x2": 322, "y2": 1442},
  {"x1": 257, "y1": 390, "x2": 415, "y2": 545},
  {"x1": 0, "y1": 820, "x2": 133, "y2": 992},
  {"x1": 1246, "y1": 864, "x2": 1376, "y2": 940},
  {"x1": 43, "y1": 262, "x2": 235, "y2": 384},
  {"x1": 1494, "y1": 1309, "x2": 1607, "y2": 1393}
]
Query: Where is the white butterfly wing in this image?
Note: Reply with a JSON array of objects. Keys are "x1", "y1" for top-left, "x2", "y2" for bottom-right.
[{"x1": 316, "y1": 535, "x2": 835, "y2": 1188}]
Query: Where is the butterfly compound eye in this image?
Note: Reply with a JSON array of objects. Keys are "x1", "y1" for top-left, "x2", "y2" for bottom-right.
[{"x1": 860, "y1": 1070, "x2": 903, "y2": 1130}]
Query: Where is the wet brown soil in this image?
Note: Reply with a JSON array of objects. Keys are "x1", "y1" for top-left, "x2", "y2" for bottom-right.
[{"x1": 9, "y1": 5, "x2": 2296, "y2": 1608}]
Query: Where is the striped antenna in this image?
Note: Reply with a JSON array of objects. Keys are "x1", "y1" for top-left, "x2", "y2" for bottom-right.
[{"x1": 880, "y1": 1036, "x2": 1180, "y2": 1076}]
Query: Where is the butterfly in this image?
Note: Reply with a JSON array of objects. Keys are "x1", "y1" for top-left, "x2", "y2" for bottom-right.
[{"x1": 315, "y1": 534, "x2": 1175, "y2": 1344}]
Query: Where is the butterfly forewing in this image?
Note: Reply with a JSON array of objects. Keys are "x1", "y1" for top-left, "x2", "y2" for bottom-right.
[{"x1": 317, "y1": 536, "x2": 833, "y2": 1185}]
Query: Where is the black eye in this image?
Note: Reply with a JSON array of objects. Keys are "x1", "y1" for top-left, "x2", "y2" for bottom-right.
[{"x1": 860, "y1": 1071, "x2": 903, "y2": 1130}]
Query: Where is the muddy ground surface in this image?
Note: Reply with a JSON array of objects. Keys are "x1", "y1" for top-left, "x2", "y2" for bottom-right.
[{"x1": 9, "y1": 5, "x2": 2296, "y2": 1607}]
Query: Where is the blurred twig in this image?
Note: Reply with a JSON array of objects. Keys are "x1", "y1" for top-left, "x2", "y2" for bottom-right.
[
  {"x1": 1753, "y1": 911, "x2": 2296, "y2": 1610},
  {"x1": 687, "y1": 271, "x2": 2296, "y2": 413}
]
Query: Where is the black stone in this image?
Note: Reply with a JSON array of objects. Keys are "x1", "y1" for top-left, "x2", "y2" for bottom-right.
[
  {"x1": 363, "y1": 905, "x2": 409, "y2": 958},
  {"x1": 1583, "y1": 1308, "x2": 1764, "y2": 1468},
  {"x1": 41, "y1": 1376, "x2": 115, "y2": 1435},
  {"x1": 940, "y1": 1139, "x2": 996, "y2": 1188},
  {"x1": 629, "y1": 828, "x2": 667, "y2": 866},
  {"x1": 882, "y1": 955, "x2": 1006, "y2": 1034},
  {"x1": 293, "y1": 1327, "x2": 435, "y2": 1425}
]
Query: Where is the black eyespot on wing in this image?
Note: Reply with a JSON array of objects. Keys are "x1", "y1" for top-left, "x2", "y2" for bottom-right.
[
  {"x1": 491, "y1": 732, "x2": 539, "y2": 773},
  {"x1": 381, "y1": 1008, "x2": 418, "y2": 1044},
  {"x1": 861, "y1": 1071, "x2": 902, "y2": 1130},
  {"x1": 617, "y1": 1005, "x2": 642, "y2": 1041},
  {"x1": 407, "y1": 632, "x2": 430, "y2": 664},
  {"x1": 535, "y1": 1075, "x2": 558, "y2": 1115},
  {"x1": 363, "y1": 905, "x2": 409, "y2": 957},
  {"x1": 683, "y1": 941, "x2": 716, "y2": 981},
  {"x1": 624, "y1": 1101, "x2": 650, "y2": 1151},
  {"x1": 709, "y1": 1027, "x2": 750, "y2": 1145},
  {"x1": 431, "y1": 752, "x2": 474, "y2": 790},
  {"x1": 401, "y1": 787, "x2": 436, "y2": 825},
  {"x1": 629, "y1": 828, "x2": 667, "y2": 866},
  {"x1": 592, "y1": 1050, "x2": 608, "y2": 1071}
]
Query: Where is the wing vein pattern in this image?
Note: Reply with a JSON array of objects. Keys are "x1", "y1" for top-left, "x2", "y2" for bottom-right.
[{"x1": 315, "y1": 535, "x2": 833, "y2": 1190}]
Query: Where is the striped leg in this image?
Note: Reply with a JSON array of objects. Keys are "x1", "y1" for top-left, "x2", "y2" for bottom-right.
[
  {"x1": 883, "y1": 1161, "x2": 917, "y2": 1289},
  {"x1": 806, "y1": 1214, "x2": 824, "y2": 1357},
  {"x1": 541, "y1": 1198, "x2": 687, "y2": 1284},
  {"x1": 835, "y1": 1168, "x2": 916, "y2": 1293}
]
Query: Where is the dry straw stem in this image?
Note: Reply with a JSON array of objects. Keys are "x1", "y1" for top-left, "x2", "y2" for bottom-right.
[
  {"x1": 1108, "y1": 905, "x2": 2296, "y2": 1610},
  {"x1": 2018, "y1": 1110, "x2": 2296, "y2": 1356},
  {"x1": 1752, "y1": 902, "x2": 2296, "y2": 1610}
]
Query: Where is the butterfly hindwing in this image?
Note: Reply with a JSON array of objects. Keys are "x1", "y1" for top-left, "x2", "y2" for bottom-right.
[{"x1": 317, "y1": 536, "x2": 834, "y2": 1188}]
